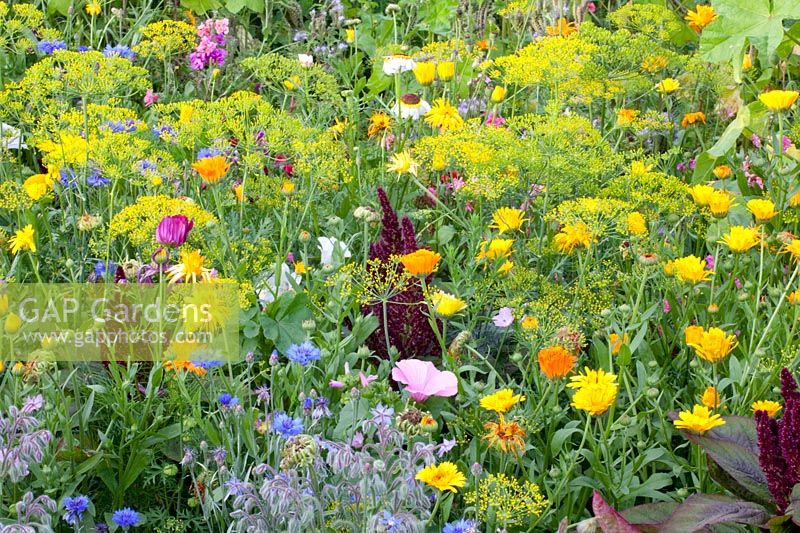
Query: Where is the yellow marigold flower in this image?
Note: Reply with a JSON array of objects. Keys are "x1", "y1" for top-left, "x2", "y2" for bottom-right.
[
  {"x1": 671, "y1": 255, "x2": 713, "y2": 283},
  {"x1": 521, "y1": 316, "x2": 538, "y2": 329},
  {"x1": 617, "y1": 108, "x2": 638, "y2": 126},
  {"x1": 386, "y1": 150, "x2": 418, "y2": 175},
  {"x1": 413, "y1": 61, "x2": 436, "y2": 86},
  {"x1": 685, "y1": 325, "x2": 705, "y2": 346},
  {"x1": 85, "y1": 1, "x2": 101, "y2": 16},
  {"x1": 758, "y1": 90, "x2": 799, "y2": 111},
  {"x1": 752, "y1": 400, "x2": 782, "y2": 417},
  {"x1": 281, "y1": 180, "x2": 295, "y2": 195},
  {"x1": 436, "y1": 61, "x2": 455, "y2": 81},
  {"x1": 689, "y1": 184, "x2": 714, "y2": 206},
  {"x1": 681, "y1": 111, "x2": 706, "y2": 128},
  {"x1": 477, "y1": 238, "x2": 513, "y2": 260},
  {"x1": 545, "y1": 17, "x2": 577, "y2": 37},
  {"x1": 368, "y1": 111, "x2": 392, "y2": 138},
  {"x1": 788, "y1": 288, "x2": 800, "y2": 304},
  {"x1": 483, "y1": 415, "x2": 526, "y2": 456},
  {"x1": 674, "y1": 405, "x2": 725, "y2": 433},
  {"x1": 553, "y1": 222, "x2": 591, "y2": 254},
  {"x1": 415, "y1": 462, "x2": 466, "y2": 492},
  {"x1": 8, "y1": 224, "x2": 35, "y2": 254},
  {"x1": 747, "y1": 198, "x2": 778, "y2": 221},
  {"x1": 709, "y1": 190, "x2": 733, "y2": 217},
  {"x1": 688, "y1": 326, "x2": 737, "y2": 363},
  {"x1": 656, "y1": 78, "x2": 681, "y2": 94},
  {"x1": 425, "y1": 99, "x2": 464, "y2": 132},
  {"x1": 784, "y1": 239, "x2": 800, "y2": 261},
  {"x1": 538, "y1": 346, "x2": 576, "y2": 380},
  {"x1": 192, "y1": 155, "x2": 229, "y2": 184},
  {"x1": 431, "y1": 291, "x2": 467, "y2": 317},
  {"x1": 626, "y1": 212, "x2": 647, "y2": 236},
  {"x1": 568, "y1": 367, "x2": 618, "y2": 416},
  {"x1": 609, "y1": 333, "x2": 628, "y2": 354},
  {"x1": 166, "y1": 249, "x2": 213, "y2": 283},
  {"x1": 23, "y1": 174, "x2": 51, "y2": 201},
  {"x1": 713, "y1": 165, "x2": 732, "y2": 179},
  {"x1": 719, "y1": 225, "x2": 760, "y2": 252},
  {"x1": 480, "y1": 389, "x2": 525, "y2": 414},
  {"x1": 685, "y1": 4, "x2": 717, "y2": 32},
  {"x1": 490, "y1": 86, "x2": 507, "y2": 103},
  {"x1": 701, "y1": 386, "x2": 720, "y2": 409},
  {"x1": 490, "y1": 207, "x2": 525, "y2": 233},
  {"x1": 400, "y1": 249, "x2": 441, "y2": 276}
]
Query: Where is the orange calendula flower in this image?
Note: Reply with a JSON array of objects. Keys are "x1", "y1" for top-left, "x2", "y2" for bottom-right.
[
  {"x1": 674, "y1": 405, "x2": 725, "y2": 433},
  {"x1": 545, "y1": 17, "x2": 577, "y2": 37},
  {"x1": 483, "y1": 416, "x2": 526, "y2": 456},
  {"x1": 609, "y1": 333, "x2": 629, "y2": 354},
  {"x1": 681, "y1": 111, "x2": 706, "y2": 127},
  {"x1": 617, "y1": 108, "x2": 638, "y2": 126},
  {"x1": 701, "y1": 386, "x2": 720, "y2": 409},
  {"x1": 752, "y1": 400, "x2": 782, "y2": 417},
  {"x1": 480, "y1": 389, "x2": 524, "y2": 414},
  {"x1": 415, "y1": 462, "x2": 466, "y2": 492},
  {"x1": 400, "y1": 249, "x2": 441, "y2": 276},
  {"x1": 192, "y1": 155, "x2": 229, "y2": 183},
  {"x1": 713, "y1": 165, "x2": 732, "y2": 179},
  {"x1": 688, "y1": 327, "x2": 737, "y2": 363},
  {"x1": 685, "y1": 4, "x2": 717, "y2": 32},
  {"x1": 537, "y1": 346, "x2": 576, "y2": 380},
  {"x1": 164, "y1": 360, "x2": 207, "y2": 377},
  {"x1": 758, "y1": 90, "x2": 799, "y2": 111}
]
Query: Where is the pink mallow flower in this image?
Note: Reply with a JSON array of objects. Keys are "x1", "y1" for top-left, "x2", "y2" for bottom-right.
[
  {"x1": 492, "y1": 307, "x2": 514, "y2": 328},
  {"x1": 144, "y1": 89, "x2": 159, "y2": 107},
  {"x1": 391, "y1": 359, "x2": 458, "y2": 402}
]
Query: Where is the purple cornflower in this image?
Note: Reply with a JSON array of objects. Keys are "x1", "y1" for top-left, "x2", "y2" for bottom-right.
[
  {"x1": 704, "y1": 254, "x2": 715, "y2": 270},
  {"x1": 37, "y1": 40, "x2": 66, "y2": 54},
  {"x1": 62, "y1": 495, "x2": 90, "y2": 526},
  {"x1": 111, "y1": 508, "x2": 140, "y2": 529},
  {"x1": 271, "y1": 412, "x2": 303, "y2": 438},
  {"x1": 662, "y1": 299, "x2": 671, "y2": 314},
  {"x1": 254, "y1": 385, "x2": 271, "y2": 404},
  {"x1": 285, "y1": 341, "x2": 321, "y2": 366}
]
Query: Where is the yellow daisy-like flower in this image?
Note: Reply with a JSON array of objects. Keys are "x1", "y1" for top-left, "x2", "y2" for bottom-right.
[
  {"x1": 656, "y1": 78, "x2": 681, "y2": 94},
  {"x1": 709, "y1": 190, "x2": 733, "y2": 217},
  {"x1": 192, "y1": 155, "x2": 230, "y2": 184},
  {"x1": 490, "y1": 207, "x2": 525, "y2": 233},
  {"x1": 747, "y1": 198, "x2": 778, "y2": 221},
  {"x1": 671, "y1": 255, "x2": 713, "y2": 283},
  {"x1": 758, "y1": 90, "x2": 799, "y2": 111},
  {"x1": 329, "y1": 117, "x2": 348, "y2": 136},
  {"x1": 8, "y1": 225, "x2": 36, "y2": 255},
  {"x1": 538, "y1": 346, "x2": 576, "y2": 380},
  {"x1": 477, "y1": 238, "x2": 514, "y2": 261},
  {"x1": 480, "y1": 388, "x2": 525, "y2": 414},
  {"x1": 626, "y1": 212, "x2": 647, "y2": 236},
  {"x1": 689, "y1": 184, "x2": 714, "y2": 206},
  {"x1": 400, "y1": 249, "x2": 441, "y2": 276},
  {"x1": 609, "y1": 333, "x2": 629, "y2": 354},
  {"x1": 688, "y1": 326, "x2": 737, "y2": 363},
  {"x1": 368, "y1": 112, "x2": 392, "y2": 138},
  {"x1": 685, "y1": 4, "x2": 717, "y2": 32},
  {"x1": 673, "y1": 405, "x2": 725, "y2": 433},
  {"x1": 568, "y1": 367, "x2": 618, "y2": 416},
  {"x1": 490, "y1": 86, "x2": 507, "y2": 103},
  {"x1": 415, "y1": 462, "x2": 466, "y2": 492},
  {"x1": 701, "y1": 386, "x2": 720, "y2": 409},
  {"x1": 521, "y1": 316, "x2": 539, "y2": 330},
  {"x1": 617, "y1": 108, "x2": 639, "y2": 126},
  {"x1": 386, "y1": 150, "x2": 419, "y2": 176},
  {"x1": 424, "y1": 99, "x2": 464, "y2": 132},
  {"x1": 788, "y1": 288, "x2": 800, "y2": 305},
  {"x1": 431, "y1": 291, "x2": 467, "y2": 317},
  {"x1": 23, "y1": 174, "x2": 52, "y2": 201},
  {"x1": 719, "y1": 226, "x2": 760, "y2": 253},
  {"x1": 553, "y1": 222, "x2": 591, "y2": 254},
  {"x1": 752, "y1": 400, "x2": 782, "y2": 417},
  {"x1": 85, "y1": 1, "x2": 102, "y2": 16},
  {"x1": 166, "y1": 250, "x2": 213, "y2": 283},
  {"x1": 784, "y1": 239, "x2": 800, "y2": 261},
  {"x1": 685, "y1": 325, "x2": 705, "y2": 346},
  {"x1": 413, "y1": 61, "x2": 436, "y2": 86},
  {"x1": 436, "y1": 62, "x2": 455, "y2": 81}
]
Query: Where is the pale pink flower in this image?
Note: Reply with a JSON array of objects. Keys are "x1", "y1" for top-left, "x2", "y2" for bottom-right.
[
  {"x1": 391, "y1": 359, "x2": 458, "y2": 402},
  {"x1": 492, "y1": 307, "x2": 514, "y2": 328},
  {"x1": 144, "y1": 89, "x2": 159, "y2": 107}
]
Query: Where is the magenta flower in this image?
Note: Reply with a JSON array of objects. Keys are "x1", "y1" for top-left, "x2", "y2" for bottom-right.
[
  {"x1": 144, "y1": 89, "x2": 159, "y2": 107},
  {"x1": 391, "y1": 359, "x2": 458, "y2": 402},
  {"x1": 155, "y1": 214, "x2": 194, "y2": 247}
]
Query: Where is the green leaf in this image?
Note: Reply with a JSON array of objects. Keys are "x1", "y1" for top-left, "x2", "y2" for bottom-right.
[
  {"x1": 700, "y1": 0, "x2": 800, "y2": 64},
  {"x1": 787, "y1": 484, "x2": 800, "y2": 526},
  {"x1": 225, "y1": 0, "x2": 263, "y2": 13},
  {"x1": 180, "y1": 0, "x2": 223, "y2": 14},
  {"x1": 260, "y1": 292, "x2": 312, "y2": 353},
  {"x1": 47, "y1": 0, "x2": 72, "y2": 16}
]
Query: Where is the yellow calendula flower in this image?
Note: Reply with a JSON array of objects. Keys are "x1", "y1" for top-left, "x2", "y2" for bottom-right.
[
  {"x1": 490, "y1": 86, "x2": 507, "y2": 103},
  {"x1": 709, "y1": 190, "x2": 733, "y2": 217},
  {"x1": 480, "y1": 388, "x2": 525, "y2": 414},
  {"x1": 85, "y1": 1, "x2": 102, "y2": 16},
  {"x1": 5, "y1": 313, "x2": 22, "y2": 334},
  {"x1": 166, "y1": 249, "x2": 213, "y2": 283},
  {"x1": 400, "y1": 249, "x2": 441, "y2": 276},
  {"x1": 674, "y1": 405, "x2": 725, "y2": 433},
  {"x1": 656, "y1": 78, "x2": 681, "y2": 94},
  {"x1": 281, "y1": 180, "x2": 296, "y2": 195},
  {"x1": 521, "y1": 316, "x2": 539, "y2": 330},
  {"x1": 685, "y1": 325, "x2": 705, "y2": 345},
  {"x1": 437, "y1": 62, "x2": 455, "y2": 81},
  {"x1": 477, "y1": 238, "x2": 514, "y2": 260},
  {"x1": 386, "y1": 150, "x2": 419, "y2": 176},
  {"x1": 368, "y1": 112, "x2": 392, "y2": 138},
  {"x1": 497, "y1": 260, "x2": 513, "y2": 274},
  {"x1": 192, "y1": 155, "x2": 229, "y2": 184},
  {"x1": 425, "y1": 99, "x2": 464, "y2": 132},
  {"x1": 719, "y1": 226, "x2": 760, "y2": 253},
  {"x1": 8, "y1": 225, "x2": 36, "y2": 254},
  {"x1": 752, "y1": 400, "x2": 782, "y2": 417},
  {"x1": 431, "y1": 291, "x2": 467, "y2": 317},
  {"x1": 617, "y1": 108, "x2": 638, "y2": 126},
  {"x1": 758, "y1": 90, "x2": 799, "y2": 111},
  {"x1": 568, "y1": 367, "x2": 618, "y2": 416},
  {"x1": 747, "y1": 198, "x2": 778, "y2": 221},
  {"x1": 545, "y1": 17, "x2": 577, "y2": 37},
  {"x1": 688, "y1": 327, "x2": 737, "y2": 363},
  {"x1": 234, "y1": 184, "x2": 244, "y2": 203},
  {"x1": 713, "y1": 165, "x2": 732, "y2": 179},
  {"x1": 553, "y1": 222, "x2": 591, "y2": 254},
  {"x1": 413, "y1": 62, "x2": 436, "y2": 86},
  {"x1": 415, "y1": 462, "x2": 466, "y2": 492},
  {"x1": 788, "y1": 288, "x2": 800, "y2": 304},
  {"x1": 23, "y1": 174, "x2": 52, "y2": 201},
  {"x1": 344, "y1": 28, "x2": 355, "y2": 44},
  {"x1": 685, "y1": 4, "x2": 717, "y2": 32},
  {"x1": 681, "y1": 111, "x2": 706, "y2": 128},
  {"x1": 701, "y1": 386, "x2": 720, "y2": 409},
  {"x1": 784, "y1": 239, "x2": 800, "y2": 261},
  {"x1": 490, "y1": 207, "x2": 525, "y2": 233},
  {"x1": 671, "y1": 255, "x2": 713, "y2": 283},
  {"x1": 789, "y1": 191, "x2": 800, "y2": 207},
  {"x1": 294, "y1": 261, "x2": 307, "y2": 275},
  {"x1": 689, "y1": 184, "x2": 714, "y2": 206},
  {"x1": 626, "y1": 212, "x2": 647, "y2": 236}
]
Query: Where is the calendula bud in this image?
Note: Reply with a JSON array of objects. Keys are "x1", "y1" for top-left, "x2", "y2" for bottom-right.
[
  {"x1": 385, "y1": 3, "x2": 401, "y2": 14},
  {"x1": 5, "y1": 313, "x2": 21, "y2": 334},
  {"x1": 490, "y1": 85, "x2": 507, "y2": 102}
]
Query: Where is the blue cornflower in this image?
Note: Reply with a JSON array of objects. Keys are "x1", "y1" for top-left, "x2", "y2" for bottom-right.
[
  {"x1": 103, "y1": 120, "x2": 138, "y2": 134},
  {"x1": 197, "y1": 147, "x2": 222, "y2": 160},
  {"x1": 271, "y1": 412, "x2": 303, "y2": 438},
  {"x1": 285, "y1": 341, "x2": 321, "y2": 366},
  {"x1": 303, "y1": 397, "x2": 314, "y2": 412},
  {"x1": 94, "y1": 261, "x2": 115, "y2": 279},
  {"x1": 111, "y1": 507, "x2": 140, "y2": 529},
  {"x1": 152, "y1": 124, "x2": 175, "y2": 140},
  {"x1": 442, "y1": 519, "x2": 479, "y2": 533},
  {"x1": 103, "y1": 44, "x2": 136, "y2": 60},
  {"x1": 60, "y1": 168, "x2": 78, "y2": 189},
  {"x1": 191, "y1": 360, "x2": 223, "y2": 369},
  {"x1": 217, "y1": 393, "x2": 239, "y2": 408},
  {"x1": 77, "y1": 46, "x2": 91, "y2": 52},
  {"x1": 62, "y1": 495, "x2": 90, "y2": 526},
  {"x1": 37, "y1": 40, "x2": 66, "y2": 54},
  {"x1": 87, "y1": 169, "x2": 110, "y2": 187}
]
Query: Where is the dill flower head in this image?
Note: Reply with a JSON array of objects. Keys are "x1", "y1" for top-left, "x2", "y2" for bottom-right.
[
  {"x1": 415, "y1": 462, "x2": 466, "y2": 492},
  {"x1": 681, "y1": 111, "x2": 706, "y2": 127},
  {"x1": 425, "y1": 99, "x2": 464, "y2": 132},
  {"x1": 685, "y1": 4, "x2": 717, "y2": 31},
  {"x1": 483, "y1": 415, "x2": 526, "y2": 455},
  {"x1": 553, "y1": 222, "x2": 591, "y2": 254},
  {"x1": 537, "y1": 346, "x2": 576, "y2": 380},
  {"x1": 688, "y1": 326, "x2": 737, "y2": 363},
  {"x1": 747, "y1": 198, "x2": 778, "y2": 222},
  {"x1": 400, "y1": 249, "x2": 441, "y2": 276},
  {"x1": 758, "y1": 90, "x2": 799, "y2": 111},
  {"x1": 656, "y1": 77, "x2": 681, "y2": 94},
  {"x1": 480, "y1": 388, "x2": 524, "y2": 414},
  {"x1": 464, "y1": 473, "x2": 548, "y2": 525},
  {"x1": 625, "y1": 212, "x2": 647, "y2": 236},
  {"x1": 719, "y1": 225, "x2": 760, "y2": 253},
  {"x1": 192, "y1": 155, "x2": 230, "y2": 183},
  {"x1": 670, "y1": 255, "x2": 713, "y2": 284},
  {"x1": 689, "y1": 184, "x2": 714, "y2": 206},
  {"x1": 8, "y1": 224, "x2": 35, "y2": 254},
  {"x1": 673, "y1": 404, "x2": 725, "y2": 433},
  {"x1": 368, "y1": 111, "x2": 392, "y2": 138},
  {"x1": 568, "y1": 367, "x2": 618, "y2": 416},
  {"x1": 386, "y1": 150, "x2": 419, "y2": 176},
  {"x1": 166, "y1": 250, "x2": 213, "y2": 283},
  {"x1": 752, "y1": 400, "x2": 782, "y2": 417},
  {"x1": 490, "y1": 207, "x2": 525, "y2": 233},
  {"x1": 477, "y1": 238, "x2": 514, "y2": 261},
  {"x1": 431, "y1": 291, "x2": 467, "y2": 317}
]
